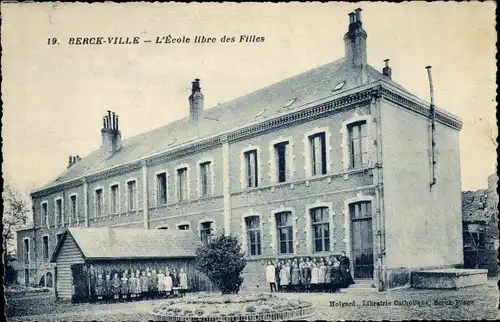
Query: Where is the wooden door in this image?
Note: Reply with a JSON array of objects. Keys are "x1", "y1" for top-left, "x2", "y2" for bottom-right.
[
  {"x1": 350, "y1": 201, "x2": 374, "y2": 279},
  {"x1": 71, "y1": 263, "x2": 89, "y2": 303}
]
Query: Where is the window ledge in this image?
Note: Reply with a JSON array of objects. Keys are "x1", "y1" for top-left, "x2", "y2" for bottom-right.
[{"x1": 232, "y1": 167, "x2": 374, "y2": 196}]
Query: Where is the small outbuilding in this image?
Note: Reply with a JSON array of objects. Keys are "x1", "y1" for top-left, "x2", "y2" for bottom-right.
[{"x1": 50, "y1": 227, "x2": 214, "y2": 302}]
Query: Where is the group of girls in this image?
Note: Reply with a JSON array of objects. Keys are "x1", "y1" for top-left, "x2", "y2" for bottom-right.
[
  {"x1": 92, "y1": 266, "x2": 188, "y2": 302},
  {"x1": 265, "y1": 251, "x2": 355, "y2": 293}
]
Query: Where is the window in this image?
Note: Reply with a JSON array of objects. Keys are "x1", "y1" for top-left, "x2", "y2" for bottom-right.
[
  {"x1": 156, "y1": 173, "x2": 167, "y2": 205},
  {"x1": 274, "y1": 142, "x2": 289, "y2": 183},
  {"x1": 244, "y1": 150, "x2": 258, "y2": 188},
  {"x1": 56, "y1": 233, "x2": 63, "y2": 244},
  {"x1": 309, "y1": 133, "x2": 327, "y2": 176},
  {"x1": 41, "y1": 202, "x2": 48, "y2": 227},
  {"x1": 95, "y1": 188, "x2": 103, "y2": 217},
  {"x1": 55, "y1": 199, "x2": 63, "y2": 226},
  {"x1": 178, "y1": 224, "x2": 190, "y2": 231},
  {"x1": 245, "y1": 216, "x2": 261, "y2": 256},
  {"x1": 157, "y1": 226, "x2": 168, "y2": 230},
  {"x1": 177, "y1": 167, "x2": 188, "y2": 201},
  {"x1": 276, "y1": 212, "x2": 294, "y2": 254},
  {"x1": 350, "y1": 201, "x2": 372, "y2": 219},
  {"x1": 311, "y1": 207, "x2": 330, "y2": 252},
  {"x1": 200, "y1": 221, "x2": 213, "y2": 243},
  {"x1": 23, "y1": 239, "x2": 29, "y2": 263},
  {"x1": 199, "y1": 162, "x2": 212, "y2": 197},
  {"x1": 348, "y1": 121, "x2": 368, "y2": 169},
  {"x1": 42, "y1": 236, "x2": 49, "y2": 260},
  {"x1": 70, "y1": 195, "x2": 77, "y2": 224},
  {"x1": 110, "y1": 184, "x2": 119, "y2": 214},
  {"x1": 127, "y1": 180, "x2": 137, "y2": 211}
]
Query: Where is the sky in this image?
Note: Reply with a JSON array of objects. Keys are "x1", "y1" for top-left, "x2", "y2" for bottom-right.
[{"x1": 1, "y1": 2, "x2": 497, "y2": 198}]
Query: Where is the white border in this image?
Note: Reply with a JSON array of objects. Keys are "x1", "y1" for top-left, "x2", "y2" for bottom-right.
[
  {"x1": 154, "y1": 169, "x2": 169, "y2": 206},
  {"x1": 108, "y1": 182, "x2": 121, "y2": 215},
  {"x1": 125, "y1": 177, "x2": 139, "y2": 212},
  {"x1": 341, "y1": 114, "x2": 372, "y2": 171},
  {"x1": 305, "y1": 201, "x2": 335, "y2": 254},
  {"x1": 197, "y1": 217, "x2": 217, "y2": 240},
  {"x1": 175, "y1": 164, "x2": 190, "y2": 202},
  {"x1": 271, "y1": 206, "x2": 297, "y2": 255},
  {"x1": 41, "y1": 234, "x2": 49, "y2": 261},
  {"x1": 240, "y1": 145, "x2": 261, "y2": 190},
  {"x1": 53, "y1": 196, "x2": 64, "y2": 227},
  {"x1": 40, "y1": 200, "x2": 49, "y2": 229},
  {"x1": 176, "y1": 220, "x2": 191, "y2": 230},
  {"x1": 343, "y1": 194, "x2": 375, "y2": 274},
  {"x1": 94, "y1": 185, "x2": 105, "y2": 218},
  {"x1": 197, "y1": 158, "x2": 216, "y2": 198},
  {"x1": 22, "y1": 237, "x2": 30, "y2": 267},
  {"x1": 68, "y1": 193, "x2": 78, "y2": 226},
  {"x1": 269, "y1": 136, "x2": 295, "y2": 184},
  {"x1": 240, "y1": 209, "x2": 262, "y2": 256},
  {"x1": 303, "y1": 127, "x2": 332, "y2": 178}
]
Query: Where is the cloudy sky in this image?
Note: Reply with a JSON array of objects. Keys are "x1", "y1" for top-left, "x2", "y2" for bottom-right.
[{"x1": 1, "y1": 2, "x2": 497, "y2": 197}]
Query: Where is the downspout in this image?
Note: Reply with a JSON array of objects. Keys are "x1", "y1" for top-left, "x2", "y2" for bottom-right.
[
  {"x1": 371, "y1": 87, "x2": 386, "y2": 290},
  {"x1": 425, "y1": 66, "x2": 437, "y2": 188}
]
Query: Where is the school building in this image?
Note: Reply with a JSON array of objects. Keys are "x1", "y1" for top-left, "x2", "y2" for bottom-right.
[{"x1": 17, "y1": 8, "x2": 464, "y2": 292}]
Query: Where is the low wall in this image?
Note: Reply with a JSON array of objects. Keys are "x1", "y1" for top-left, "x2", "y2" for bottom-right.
[{"x1": 411, "y1": 269, "x2": 488, "y2": 289}]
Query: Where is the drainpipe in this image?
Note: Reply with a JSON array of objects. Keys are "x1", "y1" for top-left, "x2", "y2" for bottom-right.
[{"x1": 426, "y1": 66, "x2": 437, "y2": 188}]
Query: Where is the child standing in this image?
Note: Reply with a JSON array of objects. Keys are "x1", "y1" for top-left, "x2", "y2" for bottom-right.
[
  {"x1": 121, "y1": 271, "x2": 129, "y2": 300},
  {"x1": 179, "y1": 268, "x2": 188, "y2": 296},
  {"x1": 318, "y1": 259, "x2": 326, "y2": 292},
  {"x1": 157, "y1": 269, "x2": 165, "y2": 297},
  {"x1": 266, "y1": 261, "x2": 276, "y2": 292},
  {"x1": 291, "y1": 263, "x2": 300, "y2": 292},
  {"x1": 111, "y1": 272, "x2": 121, "y2": 300},
  {"x1": 164, "y1": 268, "x2": 173, "y2": 297},
  {"x1": 280, "y1": 262, "x2": 290, "y2": 292},
  {"x1": 310, "y1": 263, "x2": 319, "y2": 292},
  {"x1": 95, "y1": 273, "x2": 104, "y2": 302}
]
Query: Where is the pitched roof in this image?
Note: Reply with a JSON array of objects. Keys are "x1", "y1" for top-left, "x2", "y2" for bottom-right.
[
  {"x1": 44, "y1": 58, "x2": 409, "y2": 188},
  {"x1": 51, "y1": 228, "x2": 202, "y2": 261}
]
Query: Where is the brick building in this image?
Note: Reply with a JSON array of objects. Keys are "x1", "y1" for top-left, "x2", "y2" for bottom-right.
[
  {"x1": 462, "y1": 173, "x2": 499, "y2": 276},
  {"x1": 17, "y1": 8, "x2": 464, "y2": 291}
]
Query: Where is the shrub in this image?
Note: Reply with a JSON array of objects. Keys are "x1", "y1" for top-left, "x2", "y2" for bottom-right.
[
  {"x1": 184, "y1": 309, "x2": 193, "y2": 314},
  {"x1": 245, "y1": 305, "x2": 256, "y2": 313},
  {"x1": 195, "y1": 234, "x2": 246, "y2": 294},
  {"x1": 195, "y1": 308, "x2": 205, "y2": 316}
]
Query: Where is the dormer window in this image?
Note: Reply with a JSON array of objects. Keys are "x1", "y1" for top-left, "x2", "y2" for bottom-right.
[
  {"x1": 283, "y1": 98, "x2": 297, "y2": 109},
  {"x1": 333, "y1": 81, "x2": 346, "y2": 91},
  {"x1": 255, "y1": 109, "x2": 266, "y2": 118}
]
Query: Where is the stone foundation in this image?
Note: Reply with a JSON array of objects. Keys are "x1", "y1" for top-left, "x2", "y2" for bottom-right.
[{"x1": 411, "y1": 269, "x2": 488, "y2": 289}]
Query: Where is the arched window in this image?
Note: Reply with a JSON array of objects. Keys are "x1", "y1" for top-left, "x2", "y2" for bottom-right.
[
  {"x1": 45, "y1": 272, "x2": 53, "y2": 287},
  {"x1": 275, "y1": 211, "x2": 293, "y2": 254},
  {"x1": 310, "y1": 207, "x2": 330, "y2": 252}
]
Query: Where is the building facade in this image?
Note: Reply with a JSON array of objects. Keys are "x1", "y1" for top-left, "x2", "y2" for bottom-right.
[{"x1": 17, "y1": 9, "x2": 464, "y2": 291}]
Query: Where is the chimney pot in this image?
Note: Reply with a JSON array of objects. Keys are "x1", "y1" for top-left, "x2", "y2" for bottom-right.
[
  {"x1": 348, "y1": 12, "x2": 355, "y2": 24},
  {"x1": 382, "y1": 59, "x2": 392, "y2": 79},
  {"x1": 189, "y1": 78, "x2": 204, "y2": 121},
  {"x1": 354, "y1": 8, "x2": 362, "y2": 23},
  {"x1": 101, "y1": 111, "x2": 122, "y2": 155}
]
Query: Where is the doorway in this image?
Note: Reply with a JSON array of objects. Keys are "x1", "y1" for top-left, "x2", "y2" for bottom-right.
[{"x1": 350, "y1": 201, "x2": 374, "y2": 279}]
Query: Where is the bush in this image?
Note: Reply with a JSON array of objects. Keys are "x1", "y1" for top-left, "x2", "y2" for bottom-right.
[
  {"x1": 245, "y1": 305, "x2": 256, "y2": 313},
  {"x1": 195, "y1": 234, "x2": 246, "y2": 294},
  {"x1": 195, "y1": 308, "x2": 205, "y2": 316}
]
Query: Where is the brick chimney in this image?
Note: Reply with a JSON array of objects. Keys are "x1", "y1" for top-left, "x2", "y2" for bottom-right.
[
  {"x1": 344, "y1": 8, "x2": 368, "y2": 85},
  {"x1": 67, "y1": 155, "x2": 81, "y2": 168},
  {"x1": 189, "y1": 78, "x2": 204, "y2": 121},
  {"x1": 101, "y1": 110, "x2": 122, "y2": 156},
  {"x1": 383, "y1": 59, "x2": 392, "y2": 79}
]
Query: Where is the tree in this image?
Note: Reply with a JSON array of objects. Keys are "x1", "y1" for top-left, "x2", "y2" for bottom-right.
[
  {"x1": 195, "y1": 234, "x2": 246, "y2": 294},
  {"x1": 2, "y1": 184, "x2": 31, "y2": 258}
]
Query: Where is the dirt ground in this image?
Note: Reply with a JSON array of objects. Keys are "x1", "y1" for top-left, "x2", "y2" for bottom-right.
[{"x1": 5, "y1": 279, "x2": 499, "y2": 321}]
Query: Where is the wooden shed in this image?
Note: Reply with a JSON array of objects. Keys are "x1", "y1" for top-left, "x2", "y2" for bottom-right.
[{"x1": 50, "y1": 228, "x2": 214, "y2": 302}]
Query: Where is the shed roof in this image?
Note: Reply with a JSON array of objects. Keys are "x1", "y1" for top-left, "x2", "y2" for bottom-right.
[
  {"x1": 51, "y1": 228, "x2": 202, "y2": 262},
  {"x1": 41, "y1": 58, "x2": 410, "y2": 188}
]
